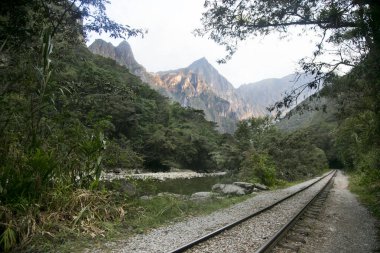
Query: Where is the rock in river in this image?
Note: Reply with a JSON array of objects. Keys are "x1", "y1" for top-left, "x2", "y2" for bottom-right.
[{"x1": 212, "y1": 184, "x2": 246, "y2": 195}]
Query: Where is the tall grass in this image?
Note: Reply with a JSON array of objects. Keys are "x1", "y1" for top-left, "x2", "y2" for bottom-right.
[
  {"x1": 0, "y1": 188, "x2": 129, "y2": 252},
  {"x1": 349, "y1": 169, "x2": 380, "y2": 218}
]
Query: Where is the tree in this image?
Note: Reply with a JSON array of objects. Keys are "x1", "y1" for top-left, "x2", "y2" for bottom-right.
[
  {"x1": 197, "y1": 0, "x2": 380, "y2": 112},
  {"x1": 0, "y1": 0, "x2": 143, "y2": 49},
  {"x1": 235, "y1": 116, "x2": 275, "y2": 150}
]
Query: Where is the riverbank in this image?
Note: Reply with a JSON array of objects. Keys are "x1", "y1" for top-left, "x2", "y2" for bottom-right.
[{"x1": 101, "y1": 171, "x2": 227, "y2": 181}]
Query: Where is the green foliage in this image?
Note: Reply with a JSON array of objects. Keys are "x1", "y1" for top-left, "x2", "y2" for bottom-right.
[
  {"x1": 0, "y1": 224, "x2": 16, "y2": 252},
  {"x1": 103, "y1": 140, "x2": 144, "y2": 170},
  {"x1": 350, "y1": 168, "x2": 380, "y2": 218},
  {"x1": 233, "y1": 116, "x2": 328, "y2": 183},
  {"x1": 0, "y1": 0, "x2": 143, "y2": 50},
  {"x1": 0, "y1": 188, "x2": 129, "y2": 252},
  {"x1": 235, "y1": 116, "x2": 274, "y2": 150},
  {"x1": 211, "y1": 134, "x2": 243, "y2": 172},
  {"x1": 269, "y1": 130, "x2": 328, "y2": 180},
  {"x1": 239, "y1": 152, "x2": 277, "y2": 186}
]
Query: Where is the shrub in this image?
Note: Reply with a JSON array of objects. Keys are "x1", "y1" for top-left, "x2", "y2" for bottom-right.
[{"x1": 239, "y1": 151, "x2": 277, "y2": 186}]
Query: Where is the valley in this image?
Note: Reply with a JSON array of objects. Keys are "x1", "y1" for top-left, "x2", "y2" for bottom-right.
[{"x1": 1, "y1": 1, "x2": 379, "y2": 252}]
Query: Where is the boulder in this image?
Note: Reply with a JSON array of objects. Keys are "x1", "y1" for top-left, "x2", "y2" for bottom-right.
[
  {"x1": 212, "y1": 183, "x2": 246, "y2": 196},
  {"x1": 211, "y1": 183, "x2": 224, "y2": 192},
  {"x1": 233, "y1": 182, "x2": 254, "y2": 193},
  {"x1": 253, "y1": 183, "x2": 269, "y2": 191}
]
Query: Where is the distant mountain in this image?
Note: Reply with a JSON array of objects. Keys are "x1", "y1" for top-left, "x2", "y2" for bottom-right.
[
  {"x1": 276, "y1": 95, "x2": 338, "y2": 132},
  {"x1": 88, "y1": 39, "x2": 313, "y2": 133},
  {"x1": 236, "y1": 74, "x2": 315, "y2": 117}
]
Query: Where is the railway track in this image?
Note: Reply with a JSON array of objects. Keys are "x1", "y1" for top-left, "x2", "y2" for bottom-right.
[
  {"x1": 256, "y1": 171, "x2": 336, "y2": 253},
  {"x1": 168, "y1": 170, "x2": 336, "y2": 253}
]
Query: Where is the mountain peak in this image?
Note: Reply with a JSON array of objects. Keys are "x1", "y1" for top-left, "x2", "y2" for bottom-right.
[
  {"x1": 89, "y1": 39, "x2": 113, "y2": 50},
  {"x1": 187, "y1": 57, "x2": 219, "y2": 78},
  {"x1": 188, "y1": 57, "x2": 211, "y2": 69},
  {"x1": 117, "y1": 40, "x2": 132, "y2": 49},
  {"x1": 92, "y1": 38, "x2": 110, "y2": 45},
  {"x1": 183, "y1": 57, "x2": 237, "y2": 98},
  {"x1": 89, "y1": 39, "x2": 147, "y2": 79},
  {"x1": 195, "y1": 57, "x2": 208, "y2": 63}
]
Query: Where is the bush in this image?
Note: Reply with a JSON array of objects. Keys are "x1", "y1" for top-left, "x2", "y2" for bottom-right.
[
  {"x1": 239, "y1": 151, "x2": 277, "y2": 186},
  {"x1": 350, "y1": 167, "x2": 380, "y2": 218}
]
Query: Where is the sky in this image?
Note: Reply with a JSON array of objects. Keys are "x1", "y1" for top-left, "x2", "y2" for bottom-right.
[{"x1": 88, "y1": 0, "x2": 321, "y2": 87}]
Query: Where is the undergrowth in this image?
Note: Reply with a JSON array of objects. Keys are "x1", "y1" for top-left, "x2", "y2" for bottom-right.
[
  {"x1": 0, "y1": 188, "x2": 129, "y2": 252},
  {"x1": 5, "y1": 192, "x2": 250, "y2": 252},
  {"x1": 349, "y1": 169, "x2": 380, "y2": 219},
  {"x1": 0, "y1": 169, "x2": 327, "y2": 252}
]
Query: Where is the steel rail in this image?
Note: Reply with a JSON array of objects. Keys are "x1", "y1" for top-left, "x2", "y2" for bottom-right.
[
  {"x1": 254, "y1": 170, "x2": 337, "y2": 253},
  {"x1": 167, "y1": 170, "x2": 336, "y2": 253}
]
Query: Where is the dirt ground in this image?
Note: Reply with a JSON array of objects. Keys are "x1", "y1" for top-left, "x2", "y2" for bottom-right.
[{"x1": 300, "y1": 170, "x2": 379, "y2": 253}]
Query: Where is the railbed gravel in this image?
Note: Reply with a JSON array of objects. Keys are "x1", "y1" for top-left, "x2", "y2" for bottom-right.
[{"x1": 86, "y1": 172, "x2": 333, "y2": 253}]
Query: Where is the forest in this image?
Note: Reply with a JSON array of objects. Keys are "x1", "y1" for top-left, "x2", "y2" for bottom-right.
[{"x1": 1, "y1": 0, "x2": 379, "y2": 251}]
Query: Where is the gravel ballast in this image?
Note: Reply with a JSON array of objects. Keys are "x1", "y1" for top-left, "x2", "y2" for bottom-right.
[{"x1": 85, "y1": 172, "x2": 332, "y2": 253}]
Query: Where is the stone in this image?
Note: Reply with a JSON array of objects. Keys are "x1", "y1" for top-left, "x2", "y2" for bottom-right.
[
  {"x1": 157, "y1": 192, "x2": 186, "y2": 199},
  {"x1": 212, "y1": 183, "x2": 246, "y2": 196},
  {"x1": 191, "y1": 192, "x2": 215, "y2": 198},
  {"x1": 113, "y1": 168, "x2": 122, "y2": 174},
  {"x1": 253, "y1": 183, "x2": 269, "y2": 190},
  {"x1": 233, "y1": 182, "x2": 254, "y2": 193},
  {"x1": 211, "y1": 183, "x2": 224, "y2": 192}
]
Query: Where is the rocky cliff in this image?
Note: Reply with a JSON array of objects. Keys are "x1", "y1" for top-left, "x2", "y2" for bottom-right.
[{"x1": 156, "y1": 60, "x2": 242, "y2": 132}]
